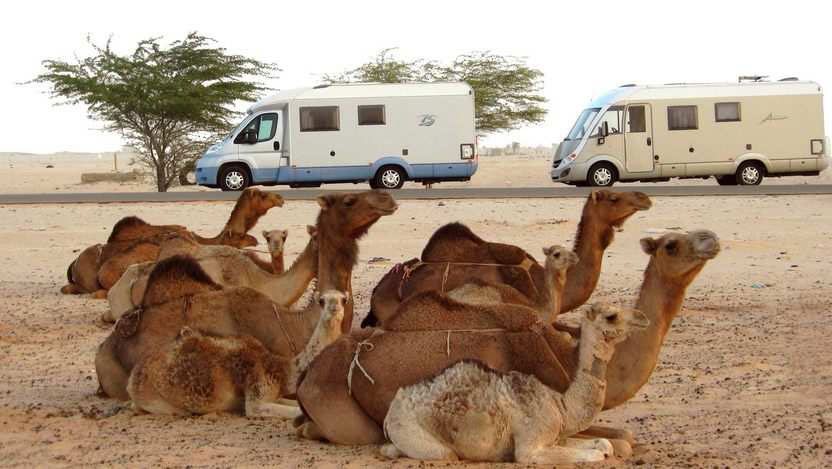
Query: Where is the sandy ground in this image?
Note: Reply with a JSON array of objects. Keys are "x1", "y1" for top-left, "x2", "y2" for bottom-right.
[
  {"x1": 2, "y1": 151, "x2": 830, "y2": 193},
  {"x1": 1, "y1": 193, "x2": 831, "y2": 468}
]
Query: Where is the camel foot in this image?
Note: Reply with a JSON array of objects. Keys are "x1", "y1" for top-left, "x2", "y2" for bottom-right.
[
  {"x1": 245, "y1": 401, "x2": 303, "y2": 419},
  {"x1": 610, "y1": 438, "x2": 632, "y2": 459},
  {"x1": 61, "y1": 284, "x2": 81, "y2": 295},
  {"x1": 92, "y1": 289, "x2": 108, "y2": 299},
  {"x1": 581, "y1": 425, "x2": 635, "y2": 444},
  {"x1": 564, "y1": 437, "x2": 613, "y2": 458},
  {"x1": 292, "y1": 414, "x2": 307, "y2": 428},
  {"x1": 379, "y1": 443, "x2": 403, "y2": 460},
  {"x1": 296, "y1": 421, "x2": 326, "y2": 441},
  {"x1": 95, "y1": 384, "x2": 107, "y2": 398}
]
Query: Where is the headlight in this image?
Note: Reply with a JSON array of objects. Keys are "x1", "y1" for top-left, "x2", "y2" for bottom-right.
[
  {"x1": 566, "y1": 153, "x2": 577, "y2": 162},
  {"x1": 206, "y1": 143, "x2": 222, "y2": 154},
  {"x1": 460, "y1": 143, "x2": 475, "y2": 160}
]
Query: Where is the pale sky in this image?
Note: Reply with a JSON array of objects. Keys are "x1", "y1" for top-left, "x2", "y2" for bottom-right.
[{"x1": 1, "y1": 0, "x2": 829, "y2": 153}]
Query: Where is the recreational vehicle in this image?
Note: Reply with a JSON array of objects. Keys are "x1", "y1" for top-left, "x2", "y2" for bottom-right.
[
  {"x1": 551, "y1": 79, "x2": 829, "y2": 186},
  {"x1": 196, "y1": 82, "x2": 477, "y2": 190}
]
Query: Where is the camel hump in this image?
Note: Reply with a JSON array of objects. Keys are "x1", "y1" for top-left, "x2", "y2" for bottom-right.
[
  {"x1": 141, "y1": 255, "x2": 221, "y2": 306},
  {"x1": 421, "y1": 223, "x2": 486, "y2": 261},
  {"x1": 485, "y1": 242, "x2": 536, "y2": 266},
  {"x1": 108, "y1": 216, "x2": 150, "y2": 242},
  {"x1": 386, "y1": 291, "x2": 539, "y2": 332}
]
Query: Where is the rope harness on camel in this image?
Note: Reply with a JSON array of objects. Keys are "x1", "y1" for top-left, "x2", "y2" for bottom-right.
[
  {"x1": 396, "y1": 257, "x2": 540, "y2": 300},
  {"x1": 346, "y1": 322, "x2": 570, "y2": 396},
  {"x1": 273, "y1": 304, "x2": 299, "y2": 356}
]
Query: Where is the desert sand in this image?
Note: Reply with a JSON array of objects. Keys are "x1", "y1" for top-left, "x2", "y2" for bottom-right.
[{"x1": 1, "y1": 188, "x2": 831, "y2": 467}]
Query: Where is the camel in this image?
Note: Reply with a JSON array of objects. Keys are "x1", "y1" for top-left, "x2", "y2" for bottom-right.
[
  {"x1": 364, "y1": 190, "x2": 652, "y2": 327},
  {"x1": 95, "y1": 190, "x2": 397, "y2": 400},
  {"x1": 246, "y1": 229, "x2": 289, "y2": 274},
  {"x1": 127, "y1": 290, "x2": 347, "y2": 417},
  {"x1": 104, "y1": 226, "x2": 315, "y2": 323},
  {"x1": 61, "y1": 187, "x2": 283, "y2": 296},
  {"x1": 381, "y1": 303, "x2": 649, "y2": 463},
  {"x1": 294, "y1": 229, "x2": 720, "y2": 449}
]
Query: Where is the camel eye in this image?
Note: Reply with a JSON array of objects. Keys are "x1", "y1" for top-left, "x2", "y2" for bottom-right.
[
  {"x1": 344, "y1": 196, "x2": 357, "y2": 207},
  {"x1": 554, "y1": 252, "x2": 560, "y2": 258},
  {"x1": 606, "y1": 314, "x2": 618, "y2": 323},
  {"x1": 665, "y1": 240, "x2": 678, "y2": 254},
  {"x1": 318, "y1": 298, "x2": 325, "y2": 307}
]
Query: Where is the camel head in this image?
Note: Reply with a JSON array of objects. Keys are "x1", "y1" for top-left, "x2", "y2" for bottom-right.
[
  {"x1": 317, "y1": 289, "x2": 348, "y2": 325},
  {"x1": 640, "y1": 229, "x2": 720, "y2": 283},
  {"x1": 316, "y1": 190, "x2": 398, "y2": 239},
  {"x1": 241, "y1": 187, "x2": 285, "y2": 213},
  {"x1": 262, "y1": 229, "x2": 288, "y2": 255},
  {"x1": 589, "y1": 190, "x2": 652, "y2": 230},
  {"x1": 542, "y1": 245, "x2": 579, "y2": 271},
  {"x1": 586, "y1": 302, "x2": 650, "y2": 345},
  {"x1": 61, "y1": 243, "x2": 104, "y2": 294}
]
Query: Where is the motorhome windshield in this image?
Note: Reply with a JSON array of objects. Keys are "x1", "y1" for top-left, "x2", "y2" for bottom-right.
[
  {"x1": 224, "y1": 116, "x2": 251, "y2": 141},
  {"x1": 566, "y1": 108, "x2": 601, "y2": 140}
]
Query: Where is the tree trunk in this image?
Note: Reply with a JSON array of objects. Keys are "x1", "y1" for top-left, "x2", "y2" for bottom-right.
[{"x1": 155, "y1": 164, "x2": 168, "y2": 192}]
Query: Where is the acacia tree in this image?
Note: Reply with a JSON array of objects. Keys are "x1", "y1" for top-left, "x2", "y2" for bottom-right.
[
  {"x1": 30, "y1": 33, "x2": 278, "y2": 191},
  {"x1": 325, "y1": 49, "x2": 546, "y2": 134}
]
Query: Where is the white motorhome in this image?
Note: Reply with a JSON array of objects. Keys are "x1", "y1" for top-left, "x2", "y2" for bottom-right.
[
  {"x1": 551, "y1": 79, "x2": 829, "y2": 186},
  {"x1": 195, "y1": 82, "x2": 477, "y2": 190}
]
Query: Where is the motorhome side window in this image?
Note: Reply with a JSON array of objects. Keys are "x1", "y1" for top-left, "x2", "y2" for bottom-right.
[
  {"x1": 626, "y1": 106, "x2": 647, "y2": 133},
  {"x1": 715, "y1": 102, "x2": 741, "y2": 122},
  {"x1": 300, "y1": 106, "x2": 340, "y2": 132},
  {"x1": 235, "y1": 113, "x2": 278, "y2": 143},
  {"x1": 590, "y1": 106, "x2": 624, "y2": 136},
  {"x1": 667, "y1": 105, "x2": 698, "y2": 130},
  {"x1": 358, "y1": 105, "x2": 386, "y2": 125}
]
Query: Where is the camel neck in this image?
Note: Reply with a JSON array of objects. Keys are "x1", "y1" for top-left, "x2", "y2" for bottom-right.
[
  {"x1": 542, "y1": 268, "x2": 567, "y2": 323},
  {"x1": 286, "y1": 310, "x2": 342, "y2": 394},
  {"x1": 255, "y1": 237, "x2": 317, "y2": 308},
  {"x1": 317, "y1": 231, "x2": 358, "y2": 333},
  {"x1": 602, "y1": 259, "x2": 687, "y2": 409},
  {"x1": 560, "y1": 321, "x2": 611, "y2": 436},
  {"x1": 270, "y1": 254, "x2": 285, "y2": 275},
  {"x1": 560, "y1": 211, "x2": 613, "y2": 313}
]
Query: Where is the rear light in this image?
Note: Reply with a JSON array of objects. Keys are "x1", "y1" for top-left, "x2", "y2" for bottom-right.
[
  {"x1": 460, "y1": 143, "x2": 475, "y2": 160},
  {"x1": 811, "y1": 139, "x2": 824, "y2": 155}
]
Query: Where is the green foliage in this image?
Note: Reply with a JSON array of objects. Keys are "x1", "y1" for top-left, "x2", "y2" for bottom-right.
[
  {"x1": 325, "y1": 49, "x2": 546, "y2": 134},
  {"x1": 29, "y1": 33, "x2": 278, "y2": 191}
]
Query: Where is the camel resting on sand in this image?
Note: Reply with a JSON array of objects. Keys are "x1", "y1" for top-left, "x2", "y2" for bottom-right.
[
  {"x1": 127, "y1": 290, "x2": 347, "y2": 417},
  {"x1": 96, "y1": 190, "x2": 398, "y2": 400},
  {"x1": 294, "y1": 230, "x2": 720, "y2": 452},
  {"x1": 105, "y1": 226, "x2": 313, "y2": 323},
  {"x1": 365, "y1": 190, "x2": 651, "y2": 327},
  {"x1": 246, "y1": 229, "x2": 289, "y2": 274},
  {"x1": 381, "y1": 303, "x2": 649, "y2": 463},
  {"x1": 61, "y1": 188, "x2": 283, "y2": 297}
]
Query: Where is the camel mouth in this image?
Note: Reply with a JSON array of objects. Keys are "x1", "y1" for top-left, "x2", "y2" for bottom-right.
[{"x1": 689, "y1": 230, "x2": 721, "y2": 260}]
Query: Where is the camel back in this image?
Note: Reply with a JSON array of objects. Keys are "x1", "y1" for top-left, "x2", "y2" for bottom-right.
[{"x1": 141, "y1": 255, "x2": 222, "y2": 306}]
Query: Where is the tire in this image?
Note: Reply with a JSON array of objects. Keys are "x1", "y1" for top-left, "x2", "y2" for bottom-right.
[
  {"x1": 218, "y1": 164, "x2": 250, "y2": 191},
  {"x1": 368, "y1": 179, "x2": 379, "y2": 189},
  {"x1": 587, "y1": 163, "x2": 617, "y2": 187},
  {"x1": 373, "y1": 166, "x2": 406, "y2": 189},
  {"x1": 715, "y1": 175, "x2": 737, "y2": 186},
  {"x1": 178, "y1": 161, "x2": 196, "y2": 186},
  {"x1": 735, "y1": 161, "x2": 764, "y2": 186}
]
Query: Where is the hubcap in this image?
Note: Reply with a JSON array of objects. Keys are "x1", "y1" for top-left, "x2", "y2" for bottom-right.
[
  {"x1": 225, "y1": 171, "x2": 245, "y2": 190},
  {"x1": 381, "y1": 169, "x2": 401, "y2": 188},
  {"x1": 741, "y1": 166, "x2": 759, "y2": 184},
  {"x1": 593, "y1": 168, "x2": 612, "y2": 186}
]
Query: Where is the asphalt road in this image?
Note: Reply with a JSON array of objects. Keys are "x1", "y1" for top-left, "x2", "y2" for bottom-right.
[{"x1": 1, "y1": 185, "x2": 831, "y2": 205}]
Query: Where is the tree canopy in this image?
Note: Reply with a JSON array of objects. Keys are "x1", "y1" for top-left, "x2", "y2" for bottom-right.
[
  {"x1": 29, "y1": 33, "x2": 278, "y2": 191},
  {"x1": 324, "y1": 48, "x2": 547, "y2": 134}
]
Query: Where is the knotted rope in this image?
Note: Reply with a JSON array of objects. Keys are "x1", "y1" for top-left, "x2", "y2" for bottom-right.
[{"x1": 273, "y1": 304, "x2": 298, "y2": 356}]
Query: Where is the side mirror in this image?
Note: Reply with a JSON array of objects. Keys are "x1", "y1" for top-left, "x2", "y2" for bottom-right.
[
  {"x1": 602, "y1": 121, "x2": 610, "y2": 137},
  {"x1": 245, "y1": 130, "x2": 258, "y2": 144}
]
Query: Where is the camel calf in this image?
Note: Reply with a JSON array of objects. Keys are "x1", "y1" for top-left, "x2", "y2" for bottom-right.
[{"x1": 127, "y1": 290, "x2": 347, "y2": 417}]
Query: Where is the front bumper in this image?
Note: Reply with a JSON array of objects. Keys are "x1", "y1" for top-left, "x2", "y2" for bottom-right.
[
  {"x1": 195, "y1": 162, "x2": 219, "y2": 186},
  {"x1": 550, "y1": 161, "x2": 588, "y2": 183}
]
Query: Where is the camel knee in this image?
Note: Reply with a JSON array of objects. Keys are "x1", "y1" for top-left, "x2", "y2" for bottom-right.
[{"x1": 94, "y1": 340, "x2": 129, "y2": 400}]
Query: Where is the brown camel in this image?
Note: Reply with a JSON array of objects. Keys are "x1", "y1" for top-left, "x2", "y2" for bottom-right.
[
  {"x1": 104, "y1": 226, "x2": 316, "y2": 323},
  {"x1": 381, "y1": 303, "x2": 649, "y2": 463},
  {"x1": 95, "y1": 190, "x2": 397, "y2": 400},
  {"x1": 294, "y1": 229, "x2": 719, "y2": 448},
  {"x1": 243, "y1": 229, "x2": 289, "y2": 274},
  {"x1": 61, "y1": 187, "x2": 283, "y2": 296},
  {"x1": 127, "y1": 290, "x2": 347, "y2": 417},
  {"x1": 364, "y1": 190, "x2": 652, "y2": 327}
]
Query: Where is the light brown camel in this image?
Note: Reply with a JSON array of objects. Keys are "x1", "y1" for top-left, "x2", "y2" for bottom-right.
[
  {"x1": 294, "y1": 230, "x2": 719, "y2": 448},
  {"x1": 95, "y1": 190, "x2": 397, "y2": 400},
  {"x1": 381, "y1": 303, "x2": 649, "y2": 463},
  {"x1": 61, "y1": 188, "x2": 283, "y2": 296},
  {"x1": 104, "y1": 226, "x2": 315, "y2": 323},
  {"x1": 244, "y1": 229, "x2": 289, "y2": 274},
  {"x1": 364, "y1": 190, "x2": 652, "y2": 327},
  {"x1": 127, "y1": 290, "x2": 347, "y2": 417}
]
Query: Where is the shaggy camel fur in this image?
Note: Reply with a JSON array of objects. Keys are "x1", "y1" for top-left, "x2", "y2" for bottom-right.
[
  {"x1": 364, "y1": 190, "x2": 651, "y2": 327},
  {"x1": 381, "y1": 303, "x2": 649, "y2": 463},
  {"x1": 127, "y1": 290, "x2": 347, "y2": 417},
  {"x1": 61, "y1": 188, "x2": 283, "y2": 296},
  {"x1": 105, "y1": 226, "x2": 314, "y2": 323},
  {"x1": 96, "y1": 191, "x2": 397, "y2": 400},
  {"x1": 294, "y1": 230, "x2": 719, "y2": 446}
]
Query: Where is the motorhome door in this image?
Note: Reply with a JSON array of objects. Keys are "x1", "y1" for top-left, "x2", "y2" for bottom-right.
[
  {"x1": 625, "y1": 104, "x2": 654, "y2": 172},
  {"x1": 237, "y1": 111, "x2": 283, "y2": 180}
]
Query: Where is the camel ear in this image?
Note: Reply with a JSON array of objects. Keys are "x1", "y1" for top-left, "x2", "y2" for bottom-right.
[
  {"x1": 316, "y1": 195, "x2": 331, "y2": 210},
  {"x1": 587, "y1": 303, "x2": 603, "y2": 321},
  {"x1": 640, "y1": 237, "x2": 659, "y2": 255},
  {"x1": 306, "y1": 225, "x2": 317, "y2": 238},
  {"x1": 542, "y1": 246, "x2": 553, "y2": 256},
  {"x1": 262, "y1": 230, "x2": 270, "y2": 241},
  {"x1": 281, "y1": 230, "x2": 288, "y2": 241},
  {"x1": 590, "y1": 191, "x2": 599, "y2": 203}
]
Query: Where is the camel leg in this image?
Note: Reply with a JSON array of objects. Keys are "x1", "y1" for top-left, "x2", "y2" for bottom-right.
[
  {"x1": 516, "y1": 445, "x2": 606, "y2": 465},
  {"x1": 579, "y1": 425, "x2": 635, "y2": 444},
  {"x1": 94, "y1": 335, "x2": 130, "y2": 400},
  {"x1": 60, "y1": 284, "x2": 83, "y2": 294},
  {"x1": 245, "y1": 400, "x2": 303, "y2": 419},
  {"x1": 383, "y1": 413, "x2": 458, "y2": 461},
  {"x1": 92, "y1": 289, "x2": 109, "y2": 299},
  {"x1": 563, "y1": 437, "x2": 614, "y2": 457},
  {"x1": 277, "y1": 398, "x2": 298, "y2": 407}
]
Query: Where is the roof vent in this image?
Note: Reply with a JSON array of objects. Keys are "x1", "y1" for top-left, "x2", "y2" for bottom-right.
[
  {"x1": 312, "y1": 84, "x2": 331, "y2": 89},
  {"x1": 738, "y1": 75, "x2": 768, "y2": 83},
  {"x1": 778, "y1": 77, "x2": 799, "y2": 81},
  {"x1": 619, "y1": 83, "x2": 637, "y2": 87}
]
